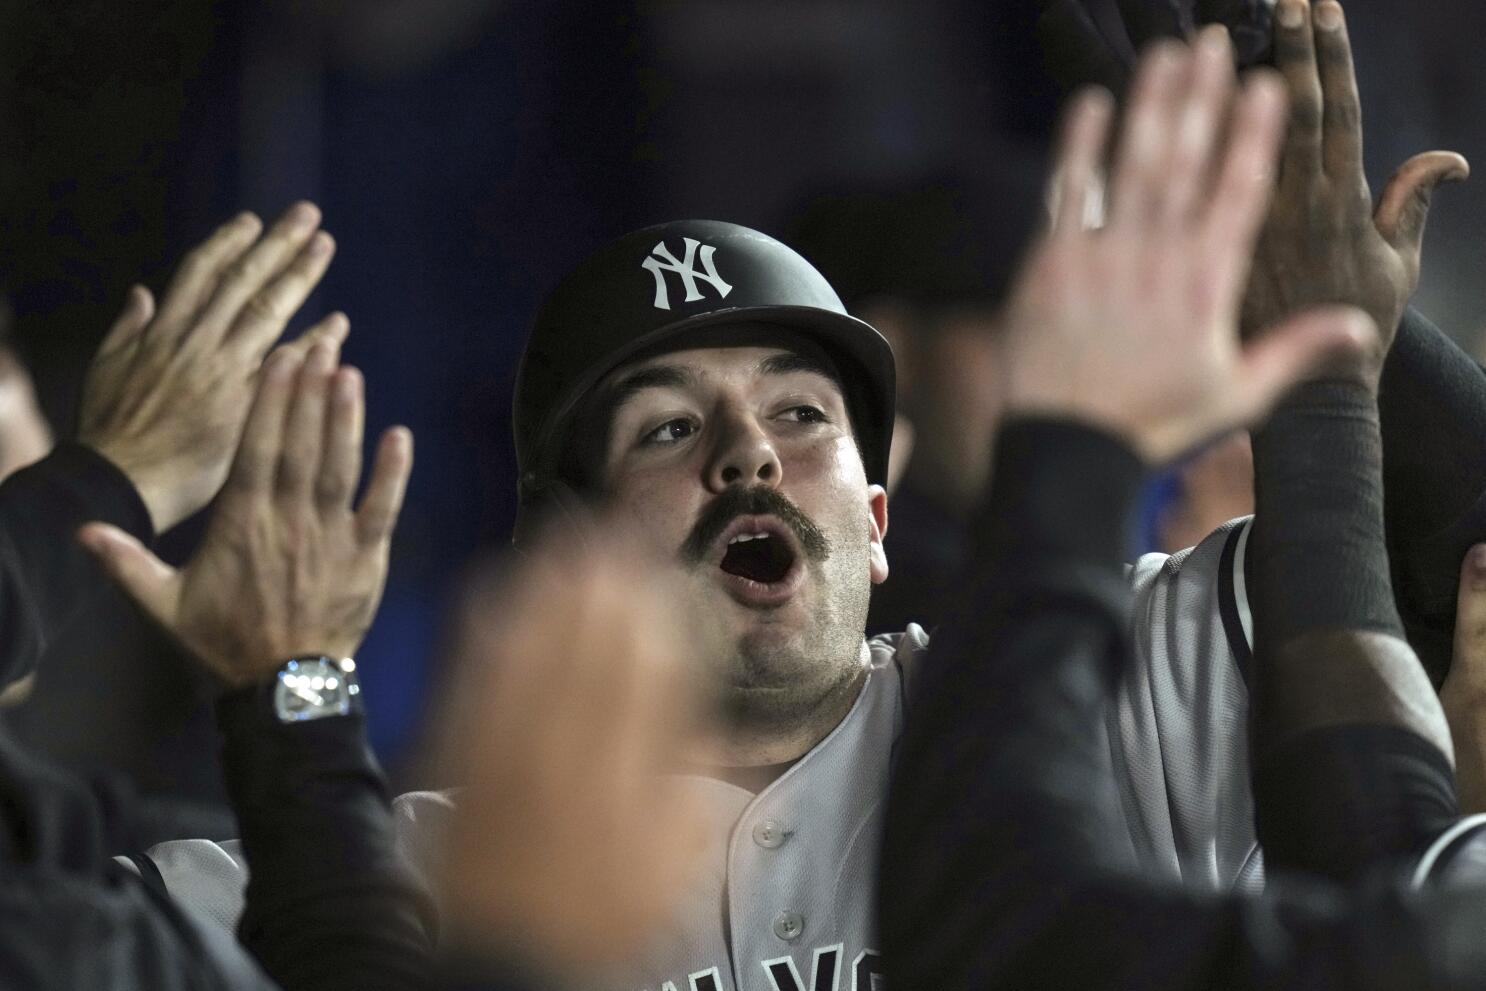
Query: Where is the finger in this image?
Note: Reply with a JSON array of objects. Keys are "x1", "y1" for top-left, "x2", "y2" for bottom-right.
[
  {"x1": 355, "y1": 426, "x2": 414, "y2": 545},
  {"x1": 1235, "y1": 305, "x2": 1372, "y2": 419},
  {"x1": 189, "y1": 202, "x2": 322, "y2": 346},
  {"x1": 280, "y1": 311, "x2": 352, "y2": 362},
  {"x1": 76, "y1": 522, "x2": 182, "y2": 627},
  {"x1": 1452, "y1": 545, "x2": 1486, "y2": 681},
  {"x1": 1160, "y1": 25, "x2": 1236, "y2": 223},
  {"x1": 151, "y1": 213, "x2": 263, "y2": 339},
  {"x1": 316, "y1": 366, "x2": 364, "y2": 511},
  {"x1": 95, "y1": 286, "x2": 156, "y2": 360},
  {"x1": 1374, "y1": 151, "x2": 1471, "y2": 267},
  {"x1": 228, "y1": 346, "x2": 306, "y2": 492},
  {"x1": 1270, "y1": 0, "x2": 1322, "y2": 182},
  {"x1": 1048, "y1": 87, "x2": 1117, "y2": 237},
  {"x1": 1108, "y1": 41, "x2": 1189, "y2": 228},
  {"x1": 276, "y1": 338, "x2": 337, "y2": 497},
  {"x1": 226, "y1": 230, "x2": 336, "y2": 360},
  {"x1": 1202, "y1": 71, "x2": 1288, "y2": 279},
  {"x1": 1312, "y1": 1, "x2": 1365, "y2": 182}
]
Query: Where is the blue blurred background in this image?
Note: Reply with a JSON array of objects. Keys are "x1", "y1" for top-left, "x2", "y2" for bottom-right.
[{"x1": 2, "y1": 0, "x2": 1483, "y2": 804}]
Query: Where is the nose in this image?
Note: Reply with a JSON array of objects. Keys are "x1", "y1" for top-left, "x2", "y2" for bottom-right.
[{"x1": 705, "y1": 408, "x2": 782, "y2": 492}]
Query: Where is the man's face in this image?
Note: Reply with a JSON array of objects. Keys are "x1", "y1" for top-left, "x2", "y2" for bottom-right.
[{"x1": 593, "y1": 335, "x2": 889, "y2": 732}]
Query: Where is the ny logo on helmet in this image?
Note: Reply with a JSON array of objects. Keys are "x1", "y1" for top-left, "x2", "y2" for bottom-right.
[{"x1": 641, "y1": 237, "x2": 733, "y2": 311}]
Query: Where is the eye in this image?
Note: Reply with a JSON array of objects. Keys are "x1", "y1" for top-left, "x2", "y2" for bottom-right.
[
  {"x1": 640, "y1": 417, "x2": 697, "y2": 446},
  {"x1": 779, "y1": 405, "x2": 828, "y2": 424}
]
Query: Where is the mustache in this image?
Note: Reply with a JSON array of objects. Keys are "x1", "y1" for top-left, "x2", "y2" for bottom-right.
[{"x1": 680, "y1": 486, "x2": 831, "y2": 565}]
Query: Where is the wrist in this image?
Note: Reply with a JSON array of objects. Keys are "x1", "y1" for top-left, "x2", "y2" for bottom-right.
[
  {"x1": 78, "y1": 440, "x2": 175, "y2": 534},
  {"x1": 240, "y1": 655, "x2": 363, "y2": 722}
]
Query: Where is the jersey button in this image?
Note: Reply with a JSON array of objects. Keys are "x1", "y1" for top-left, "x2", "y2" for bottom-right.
[
  {"x1": 752, "y1": 818, "x2": 787, "y2": 849},
  {"x1": 773, "y1": 911, "x2": 805, "y2": 942}
]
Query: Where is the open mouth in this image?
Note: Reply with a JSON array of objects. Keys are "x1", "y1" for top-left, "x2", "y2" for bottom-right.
[
  {"x1": 720, "y1": 531, "x2": 796, "y2": 584},
  {"x1": 713, "y1": 516, "x2": 805, "y2": 606}
]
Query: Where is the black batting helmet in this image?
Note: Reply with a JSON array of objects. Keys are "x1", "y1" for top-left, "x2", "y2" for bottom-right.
[{"x1": 512, "y1": 219, "x2": 896, "y2": 538}]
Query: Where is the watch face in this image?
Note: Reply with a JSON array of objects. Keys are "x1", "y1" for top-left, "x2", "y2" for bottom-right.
[{"x1": 274, "y1": 657, "x2": 359, "y2": 722}]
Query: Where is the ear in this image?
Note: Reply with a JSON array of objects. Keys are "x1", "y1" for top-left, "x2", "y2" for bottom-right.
[{"x1": 867, "y1": 484, "x2": 889, "y2": 585}]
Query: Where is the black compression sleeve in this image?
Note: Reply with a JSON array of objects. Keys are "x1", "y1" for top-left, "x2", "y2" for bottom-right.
[
  {"x1": 1250, "y1": 380, "x2": 1402, "y2": 642},
  {"x1": 1379, "y1": 308, "x2": 1486, "y2": 685}
]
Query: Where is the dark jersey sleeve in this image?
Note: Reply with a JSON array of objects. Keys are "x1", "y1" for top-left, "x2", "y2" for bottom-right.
[
  {"x1": 880, "y1": 418, "x2": 1486, "y2": 991},
  {"x1": 0, "y1": 443, "x2": 152, "y2": 687},
  {"x1": 0, "y1": 723, "x2": 275, "y2": 989},
  {"x1": 218, "y1": 686, "x2": 435, "y2": 991}
]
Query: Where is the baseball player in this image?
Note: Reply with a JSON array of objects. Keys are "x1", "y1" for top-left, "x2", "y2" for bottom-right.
[{"x1": 135, "y1": 15, "x2": 1486, "y2": 991}]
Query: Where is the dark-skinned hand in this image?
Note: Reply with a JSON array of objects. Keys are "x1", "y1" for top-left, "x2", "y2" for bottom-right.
[{"x1": 1240, "y1": 0, "x2": 1468, "y2": 385}]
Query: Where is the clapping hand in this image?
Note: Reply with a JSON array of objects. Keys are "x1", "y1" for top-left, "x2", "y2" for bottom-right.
[
  {"x1": 79, "y1": 203, "x2": 348, "y2": 534},
  {"x1": 78, "y1": 338, "x2": 412, "y2": 686}
]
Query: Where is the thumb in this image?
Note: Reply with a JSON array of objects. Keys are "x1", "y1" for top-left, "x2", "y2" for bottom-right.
[
  {"x1": 76, "y1": 522, "x2": 181, "y2": 625},
  {"x1": 1374, "y1": 151, "x2": 1470, "y2": 262},
  {"x1": 1235, "y1": 306, "x2": 1373, "y2": 419}
]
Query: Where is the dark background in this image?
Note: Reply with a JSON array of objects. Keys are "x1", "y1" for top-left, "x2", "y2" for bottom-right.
[{"x1": 2, "y1": 0, "x2": 1481, "y2": 785}]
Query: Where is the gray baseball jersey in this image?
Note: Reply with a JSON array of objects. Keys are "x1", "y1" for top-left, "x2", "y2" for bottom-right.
[{"x1": 155, "y1": 515, "x2": 1486, "y2": 988}]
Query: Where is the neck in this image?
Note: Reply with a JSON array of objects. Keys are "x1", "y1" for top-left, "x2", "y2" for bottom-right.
[{"x1": 684, "y1": 665, "x2": 868, "y2": 792}]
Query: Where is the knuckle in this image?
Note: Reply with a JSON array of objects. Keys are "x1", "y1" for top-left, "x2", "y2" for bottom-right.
[
  {"x1": 276, "y1": 453, "x2": 313, "y2": 494},
  {"x1": 241, "y1": 292, "x2": 284, "y2": 325},
  {"x1": 1288, "y1": 102, "x2": 1323, "y2": 134},
  {"x1": 222, "y1": 257, "x2": 257, "y2": 287},
  {"x1": 314, "y1": 474, "x2": 349, "y2": 508}
]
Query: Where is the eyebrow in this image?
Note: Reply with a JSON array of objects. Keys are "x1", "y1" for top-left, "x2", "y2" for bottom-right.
[
  {"x1": 756, "y1": 351, "x2": 840, "y2": 382},
  {"x1": 606, "y1": 364, "x2": 698, "y2": 411}
]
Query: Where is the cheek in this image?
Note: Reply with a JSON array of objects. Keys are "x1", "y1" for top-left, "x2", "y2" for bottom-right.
[{"x1": 609, "y1": 472, "x2": 702, "y2": 557}]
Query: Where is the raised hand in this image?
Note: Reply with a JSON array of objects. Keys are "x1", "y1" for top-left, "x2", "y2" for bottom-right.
[
  {"x1": 1241, "y1": 0, "x2": 1468, "y2": 383},
  {"x1": 1001, "y1": 30, "x2": 1368, "y2": 463},
  {"x1": 76, "y1": 338, "x2": 413, "y2": 686},
  {"x1": 77, "y1": 203, "x2": 348, "y2": 534},
  {"x1": 431, "y1": 539, "x2": 714, "y2": 979}
]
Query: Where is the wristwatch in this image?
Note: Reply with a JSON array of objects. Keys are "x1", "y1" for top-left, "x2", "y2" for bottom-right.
[{"x1": 271, "y1": 656, "x2": 361, "y2": 723}]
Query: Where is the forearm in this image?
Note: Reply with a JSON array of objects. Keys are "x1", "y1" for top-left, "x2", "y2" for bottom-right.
[
  {"x1": 1248, "y1": 378, "x2": 1454, "y2": 880},
  {"x1": 219, "y1": 687, "x2": 433, "y2": 991},
  {"x1": 883, "y1": 419, "x2": 1155, "y2": 987},
  {"x1": 0, "y1": 443, "x2": 152, "y2": 685}
]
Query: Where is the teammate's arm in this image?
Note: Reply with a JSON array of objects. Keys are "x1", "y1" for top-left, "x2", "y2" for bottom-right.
[
  {"x1": 81, "y1": 339, "x2": 426, "y2": 991},
  {"x1": 883, "y1": 36, "x2": 1486, "y2": 991}
]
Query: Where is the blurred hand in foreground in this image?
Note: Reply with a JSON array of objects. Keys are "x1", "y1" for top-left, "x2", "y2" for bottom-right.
[
  {"x1": 1001, "y1": 29, "x2": 1369, "y2": 462},
  {"x1": 431, "y1": 537, "x2": 714, "y2": 980},
  {"x1": 78, "y1": 337, "x2": 413, "y2": 685},
  {"x1": 78, "y1": 202, "x2": 348, "y2": 533}
]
